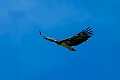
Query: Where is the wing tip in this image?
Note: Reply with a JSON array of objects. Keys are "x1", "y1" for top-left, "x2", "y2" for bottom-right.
[
  {"x1": 85, "y1": 26, "x2": 94, "y2": 36},
  {"x1": 39, "y1": 31, "x2": 42, "y2": 35}
]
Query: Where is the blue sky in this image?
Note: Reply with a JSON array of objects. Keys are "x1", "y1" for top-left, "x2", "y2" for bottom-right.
[{"x1": 0, "y1": 0, "x2": 120, "y2": 80}]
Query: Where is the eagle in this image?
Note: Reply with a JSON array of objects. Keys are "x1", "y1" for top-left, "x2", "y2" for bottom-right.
[{"x1": 39, "y1": 27, "x2": 93, "y2": 52}]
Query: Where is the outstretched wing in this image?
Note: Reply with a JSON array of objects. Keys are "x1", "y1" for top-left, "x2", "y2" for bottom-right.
[
  {"x1": 39, "y1": 31, "x2": 60, "y2": 42},
  {"x1": 61, "y1": 27, "x2": 94, "y2": 46}
]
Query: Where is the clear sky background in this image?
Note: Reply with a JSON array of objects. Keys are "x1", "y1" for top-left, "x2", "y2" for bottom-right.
[{"x1": 0, "y1": 0, "x2": 120, "y2": 80}]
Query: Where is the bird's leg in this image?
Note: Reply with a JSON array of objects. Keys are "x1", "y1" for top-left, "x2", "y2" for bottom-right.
[
  {"x1": 69, "y1": 47, "x2": 76, "y2": 52},
  {"x1": 71, "y1": 48, "x2": 76, "y2": 51}
]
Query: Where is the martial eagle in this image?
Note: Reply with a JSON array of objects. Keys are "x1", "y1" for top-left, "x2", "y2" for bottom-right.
[{"x1": 39, "y1": 27, "x2": 93, "y2": 51}]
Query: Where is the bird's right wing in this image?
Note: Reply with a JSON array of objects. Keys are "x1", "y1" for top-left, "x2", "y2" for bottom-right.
[{"x1": 61, "y1": 27, "x2": 94, "y2": 46}]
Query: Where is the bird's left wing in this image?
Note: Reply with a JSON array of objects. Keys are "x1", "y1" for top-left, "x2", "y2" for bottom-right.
[
  {"x1": 39, "y1": 31, "x2": 59, "y2": 42},
  {"x1": 61, "y1": 27, "x2": 94, "y2": 46}
]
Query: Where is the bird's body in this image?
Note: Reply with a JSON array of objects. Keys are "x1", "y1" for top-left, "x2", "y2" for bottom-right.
[{"x1": 39, "y1": 27, "x2": 93, "y2": 52}]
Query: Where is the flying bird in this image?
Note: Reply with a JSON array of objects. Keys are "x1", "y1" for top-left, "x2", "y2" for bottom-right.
[{"x1": 39, "y1": 27, "x2": 93, "y2": 52}]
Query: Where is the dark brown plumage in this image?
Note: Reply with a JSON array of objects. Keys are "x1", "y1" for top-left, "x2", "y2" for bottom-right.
[{"x1": 39, "y1": 27, "x2": 93, "y2": 51}]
